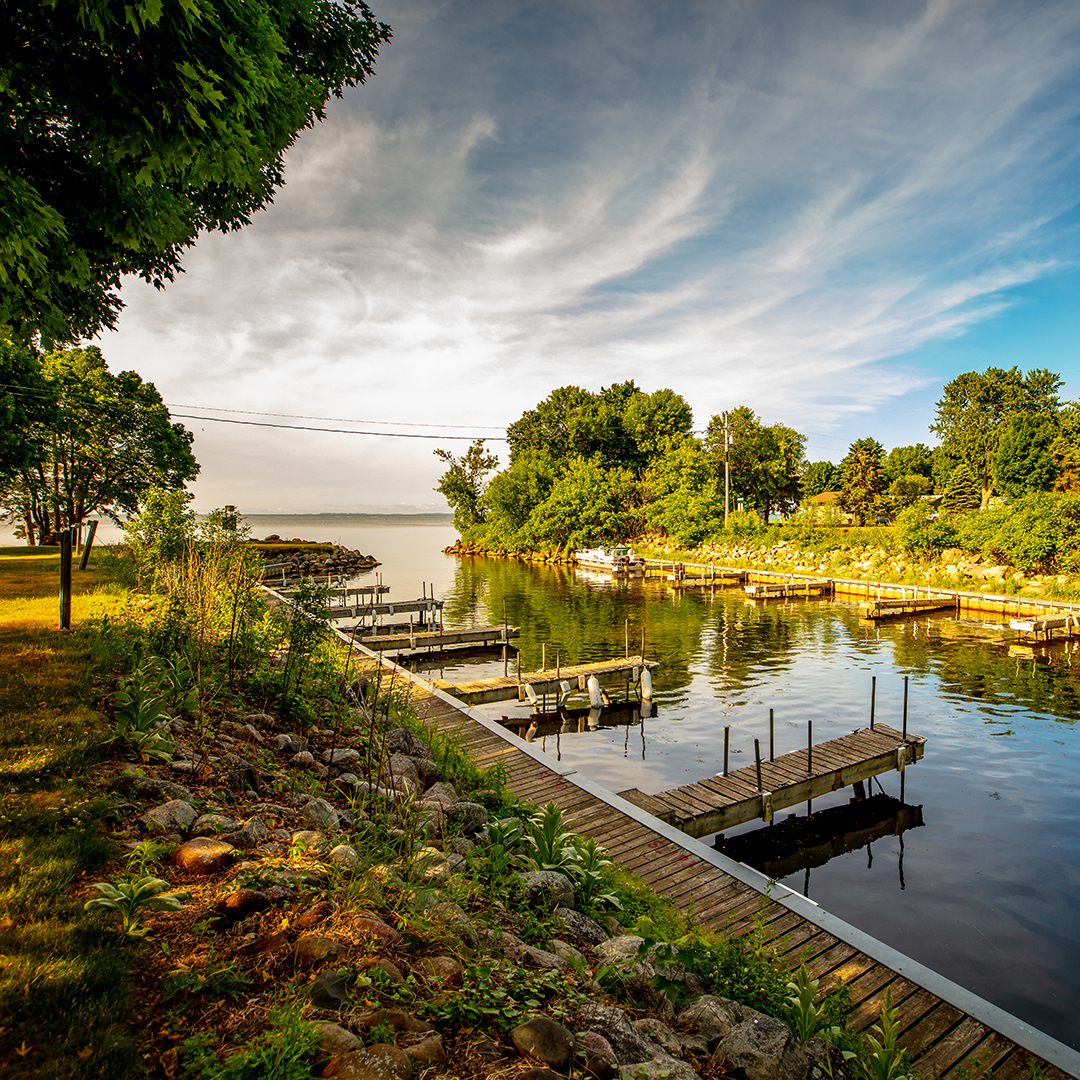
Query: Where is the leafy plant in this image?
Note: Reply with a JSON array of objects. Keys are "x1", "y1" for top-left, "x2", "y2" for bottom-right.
[
  {"x1": 109, "y1": 663, "x2": 176, "y2": 761},
  {"x1": 785, "y1": 964, "x2": 853, "y2": 1046},
  {"x1": 84, "y1": 874, "x2": 190, "y2": 936},
  {"x1": 569, "y1": 836, "x2": 622, "y2": 912},
  {"x1": 179, "y1": 1005, "x2": 318, "y2": 1080},
  {"x1": 163, "y1": 957, "x2": 252, "y2": 1002},
  {"x1": 858, "y1": 990, "x2": 914, "y2": 1080},
  {"x1": 525, "y1": 801, "x2": 582, "y2": 875}
]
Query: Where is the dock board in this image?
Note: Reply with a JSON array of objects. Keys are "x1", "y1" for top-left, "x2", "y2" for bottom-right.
[
  {"x1": 355, "y1": 624, "x2": 519, "y2": 652},
  {"x1": 323, "y1": 616, "x2": 1080, "y2": 1080},
  {"x1": 1010, "y1": 613, "x2": 1080, "y2": 641},
  {"x1": 638, "y1": 723, "x2": 925, "y2": 838},
  {"x1": 431, "y1": 654, "x2": 657, "y2": 705},
  {"x1": 746, "y1": 579, "x2": 834, "y2": 598},
  {"x1": 860, "y1": 597, "x2": 957, "y2": 620}
]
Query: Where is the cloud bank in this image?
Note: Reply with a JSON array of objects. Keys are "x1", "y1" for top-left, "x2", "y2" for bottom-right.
[{"x1": 102, "y1": 0, "x2": 1080, "y2": 510}]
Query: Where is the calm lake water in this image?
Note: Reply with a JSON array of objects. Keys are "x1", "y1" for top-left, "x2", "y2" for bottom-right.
[{"x1": 6, "y1": 514, "x2": 1078, "y2": 1048}]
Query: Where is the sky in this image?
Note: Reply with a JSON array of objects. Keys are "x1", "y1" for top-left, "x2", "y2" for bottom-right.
[{"x1": 99, "y1": 0, "x2": 1080, "y2": 513}]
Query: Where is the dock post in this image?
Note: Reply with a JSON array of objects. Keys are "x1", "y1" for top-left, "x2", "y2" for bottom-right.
[
  {"x1": 902, "y1": 676, "x2": 909, "y2": 739},
  {"x1": 870, "y1": 676, "x2": 876, "y2": 730},
  {"x1": 754, "y1": 739, "x2": 762, "y2": 792},
  {"x1": 625, "y1": 619, "x2": 629, "y2": 659},
  {"x1": 542, "y1": 643, "x2": 546, "y2": 670},
  {"x1": 517, "y1": 653, "x2": 521, "y2": 683},
  {"x1": 807, "y1": 721, "x2": 812, "y2": 775},
  {"x1": 78, "y1": 519, "x2": 98, "y2": 570},
  {"x1": 769, "y1": 708, "x2": 774, "y2": 761},
  {"x1": 723, "y1": 725, "x2": 730, "y2": 775}
]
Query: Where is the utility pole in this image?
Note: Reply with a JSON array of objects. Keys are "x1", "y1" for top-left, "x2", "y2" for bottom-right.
[{"x1": 723, "y1": 410, "x2": 731, "y2": 528}]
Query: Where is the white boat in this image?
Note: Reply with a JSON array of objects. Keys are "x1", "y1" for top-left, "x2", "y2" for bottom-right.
[{"x1": 573, "y1": 545, "x2": 646, "y2": 573}]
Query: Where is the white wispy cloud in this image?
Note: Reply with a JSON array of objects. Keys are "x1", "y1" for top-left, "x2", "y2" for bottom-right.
[{"x1": 102, "y1": 0, "x2": 1080, "y2": 510}]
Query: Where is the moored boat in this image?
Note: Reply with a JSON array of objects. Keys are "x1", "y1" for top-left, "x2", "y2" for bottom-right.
[{"x1": 573, "y1": 545, "x2": 646, "y2": 573}]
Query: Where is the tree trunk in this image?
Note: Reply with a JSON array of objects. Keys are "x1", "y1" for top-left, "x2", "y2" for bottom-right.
[{"x1": 22, "y1": 507, "x2": 35, "y2": 546}]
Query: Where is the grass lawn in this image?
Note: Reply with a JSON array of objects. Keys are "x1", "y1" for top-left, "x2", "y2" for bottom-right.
[{"x1": 0, "y1": 547, "x2": 141, "y2": 1079}]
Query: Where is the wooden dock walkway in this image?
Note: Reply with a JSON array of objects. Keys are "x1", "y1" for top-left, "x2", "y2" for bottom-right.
[
  {"x1": 746, "y1": 579, "x2": 834, "y2": 599},
  {"x1": 619, "y1": 723, "x2": 925, "y2": 838},
  {"x1": 324, "y1": 619, "x2": 1080, "y2": 1080},
  {"x1": 354, "y1": 624, "x2": 519, "y2": 652},
  {"x1": 431, "y1": 654, "x2": 657, "y2": 705},
  {"x1": 330, "y1": 597, "x2": 444, "y2": 621},
  {"x1": 860, "y1": 597, "x2": 958, "y2": 620}
]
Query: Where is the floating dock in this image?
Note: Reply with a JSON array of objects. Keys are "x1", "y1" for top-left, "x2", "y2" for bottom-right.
[
  {"x1": 860, "y1": 596, "x2": 957, "y2": 620},
  {"x1": 431, "y1": 654, "x2": 657, "y2": 705},
  {"x1": 331, "y1": 598, "x2": 444, "y2": 622},
  {"x1": 353, "y1": 624, "x2": 519, "y2": 653},
  {"x1": 745, "y1": 578, "x2": 834, "y2": 599},
  {"x1": 1009, "y1": 612, "x2": 1080, "y2": 642},
  {"x1": 668, "y1": 567, "x2": 747, "y2": 588},
  {"x1": 619, "y1": 722, "x2": 924, "y2": 838}
]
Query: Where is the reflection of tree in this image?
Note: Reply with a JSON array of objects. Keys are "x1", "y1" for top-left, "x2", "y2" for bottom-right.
[
  {"x1": 890, "y1": 625, "x2": 1080, "y2": 723},
  {"x1": 441, "y1": 557, "x2": 710, "y2": 693}
]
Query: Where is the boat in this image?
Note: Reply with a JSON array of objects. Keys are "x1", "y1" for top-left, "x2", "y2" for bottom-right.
[{"x1": 573, "y1": 545, "x2": 646, "y2": 574}]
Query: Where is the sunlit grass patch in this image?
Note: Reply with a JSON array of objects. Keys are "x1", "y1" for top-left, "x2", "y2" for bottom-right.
[{"x1": 0, "y1": 551, "x2": 138, "y2": 1078}]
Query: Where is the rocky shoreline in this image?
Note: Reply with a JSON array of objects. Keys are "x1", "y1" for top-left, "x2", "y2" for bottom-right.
[{"x1": 99, "y1": 684, "x2": 850, "y2": 1080}]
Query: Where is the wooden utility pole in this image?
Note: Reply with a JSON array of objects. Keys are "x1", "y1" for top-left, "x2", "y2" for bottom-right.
[
  {"x1": 723, "y1": 410, "x2": 731, "y2": 527},
  {"x1": 58, "y1": 527, "x2": 73, "y2": 630}
]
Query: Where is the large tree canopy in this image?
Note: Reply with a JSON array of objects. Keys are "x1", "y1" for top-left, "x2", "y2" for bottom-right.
[
  {"x1": 930, "y1": 367, "x2": 1061, "y2": 506},
  {"x1": 1, "y1": 0, "x2": 391, "y2": 344},
  {"x1": 0, "y1": 345, "x2": 198, "y2": 542}
]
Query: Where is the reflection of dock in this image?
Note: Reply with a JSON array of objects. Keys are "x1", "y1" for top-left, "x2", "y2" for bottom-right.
[
  {"x1": 716, "y1": 794, "x2": 924, "y2": 879},
  {"x1": 860, "y1": 596, "x2": 957, "y2": 620},
  {"x1": 620, "y1": 723, "x2": 925, "y2": 838},
  {"x1": 745, "y1": 579, "x2": 834, "y2": 599},
  {"x1": 431, "y1": 655, "x2": 657, "y2": 705},
  {"x1": 354, "y1": 624, "x2": 518, "y2": 653},
  {"x1": 1010, "y1": 613, "x2": 1080, "y2": 642}
]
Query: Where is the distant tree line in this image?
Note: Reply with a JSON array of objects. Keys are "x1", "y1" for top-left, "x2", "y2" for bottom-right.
[{"x1": 436, "y1": 365, "x2": 1080, "y2": 551}]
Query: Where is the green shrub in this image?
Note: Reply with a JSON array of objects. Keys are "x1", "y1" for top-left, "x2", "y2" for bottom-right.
[
  {"x1": 895, "y1": 505, "x2": 957, "y2": 558},
  {"x1": 955, "y1": 492, "x2": 1080, "y2": 572}
]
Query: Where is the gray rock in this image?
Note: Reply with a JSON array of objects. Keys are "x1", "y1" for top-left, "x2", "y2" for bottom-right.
[
  {"x1": 303, "y1": 797, "x2": 340, "y2": 830},
  {"x1": 385, "y1": 727, "x2": 430, "y2": 757},
  {"x1": 550, "y1": 938, "x2": 586, "y2": 967},
  {"x1": 291, "y1": 829, "x2": 323, "y2": 849},
  {"x1": 323, "y1": 747, "x2": 362, "y2": 767},
  {"x1": 713, "y1": 1016, "x2": 810, "y2": 1080},
  {"x1": 423, "y1": 781, "x2": 459, "y2": 805},
  {"x1": 329, "y1": 843, "x2": 360, "y2": 867},
  {"x1": 577, "y1": 1031, "x2": 618, "y2": 1077},
  {"x1": 113, "y1": 771, "x2": 194, "y2": 803},
  {"x1": 523, "y1": 944, "x2": 567, "y2": 970},
  {"x1": 242, "y1": 712, "x2": 275, "y2": 727},
  {"x1": 510, "y1": 1016, "x2": 575, "y2": 1071},
  {"x1": 577, "y1": 1002, "x2": 657, "y2": 1065},
  {"x1": 619, "y1": 1054, "x2": 702, "y2": 1080},
  {"x1": 633, "y1": 1018, "x2": 683, "y2": 1056},
  {"x1": 518, "y1": 870, "x2": 574, "y2": 912},
  {"x1": 410, "y1": 756, "x2": 440, "y2": 787},
  {"x1": 274, "y1": 732, "x2": 306, "y2": 753},
  {"x1": 313, "y1": 1021, "x2": 362, "y2": 1056},
  {"x1": 476, "y1": 927, "x2": 526, "y2": 963},
  {"x1": 596, "y1": 934, "x2": 645, "y2": 962},
  {"x1": 677, "y1": 995, "x2": 754, "y2": 1047},
  {"x1": 444, "y1": 800, "x2": 488, "y2": 834},
  {"x1": 222, "y1": 816, "x2": 268, "y2": 849},
  {"x1": 191, "y1": 813, "x2": 238, "y2": 836},
  {"x1": 140, "y1": 799, "x2": 197, "y2": 834},
  {"x1": 310, "y1": 969, "x2": 353, "y2": 1010},
  {"x1": 554, "y1": 906, "x2": 608, "y2": 946},
  {"x1": 383, "y1": 753, "x2": 420, "y2": 793},
  {"x1": 801, "y1": 1038, "x2": 857, "y2": 1080}
]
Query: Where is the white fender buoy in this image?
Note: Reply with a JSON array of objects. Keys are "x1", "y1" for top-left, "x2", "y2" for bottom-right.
[
  {"x1": 640, "y1": 668, "x2": 653, "y2": 699},
  {"x1": 587, "y1": 675, "x2": 603, "y2": 708}
]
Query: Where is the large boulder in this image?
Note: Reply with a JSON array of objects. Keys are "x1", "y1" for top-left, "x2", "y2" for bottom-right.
[
  {"x1": 444, "y1": 800, "x2": 488, "y2": 834},
  {"x1": 677, "y1": 995, "x2": 754, "y2": 1048},
  {"x1": 712, "y1": 1016, "x2": 810, "y2": 1080},
  {"x1": 577, "y1": 1002, "x2": 657, "y2": 1065},
  {"x1": 518, "y1": 870, "x2": 574, "y2": 912},
  {"x1": 385, "y1": 728, "x2": 430, "y2": 757},
  {"x1": 554, "y1": 906, "x2": 608, "y2": 946},
  {"x1": 173, "y1": 837, "x2": 235, "y2": 875},
  {"x1": 510, "y1": 1016, "x2": 576, "y2": 1071},
  {"x1": 140, "y1": 799, "x2": 197, "y2": 834}
]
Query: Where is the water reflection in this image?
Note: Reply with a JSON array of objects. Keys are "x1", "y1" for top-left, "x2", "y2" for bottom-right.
[{"x1": 435, "y1": 554, "x2": 1080, "y2": 1049}]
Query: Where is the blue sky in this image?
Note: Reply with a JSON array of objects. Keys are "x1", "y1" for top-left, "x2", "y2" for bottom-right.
[{"x1": 102, "y1": 0, "x2": 1080, "y2": 512}]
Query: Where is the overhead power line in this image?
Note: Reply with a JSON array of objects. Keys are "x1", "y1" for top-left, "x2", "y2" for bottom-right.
[{"x1": 170, "y1": 413, "x2": 507, "y2": 440}]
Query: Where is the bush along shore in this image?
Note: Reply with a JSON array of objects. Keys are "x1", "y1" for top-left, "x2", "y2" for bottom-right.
[{"x1": 0, "y1": 512, "x2": 943, "y2": 1080}]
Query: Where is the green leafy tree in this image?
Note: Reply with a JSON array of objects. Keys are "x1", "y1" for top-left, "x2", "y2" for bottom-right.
[
  {"x1": 1, "y1": 0, "x2": 391, "y2": 344},
  {"x1": 478, "y1": 457, "x2": 556, "y2": 548},
  {"x1": 837, "y1": 438, "x2": 886, "y2": 526},
  {"x1": 885, "y1": 443, "x2": 933, "y2": 482},
  {"x1": 800, "y1": 460, "x2": 838, "y2": 499},
  {"x1": 644, "y1": 435, "x2": 724, "y2": 547},
  {"x1": 941, "y1": 463, "x2": 981, "y2": 515},
  {"x1": 0, "y1": 337, "x2": 56, "y2": 483},
  {"x1": 887, "y1": 474, "x2": 934, "y2": 510},
  {"x1": 993, "y1": 414, "x2": 1058, "y2": 498},
  {"x1": 0, "y1": 346, "x2": 197, "y2": 542},
  {"x1": 434, "y1": 440, "x2": 500, "y2": 534},
  {"x1": 705, "y1": 407, "x2": 806, "y2": 522},
  {"x1": 930, "y1": 367, "x2": 1061, "y2": 506},
  {"x1": 1051, "y1": 404, "x2": 1080, "y2": 494}
]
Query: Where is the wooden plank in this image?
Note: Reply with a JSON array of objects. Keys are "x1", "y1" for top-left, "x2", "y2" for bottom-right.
[{"x1": 915, "y1": 1018, "x2": 993, "y2": 1078}]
